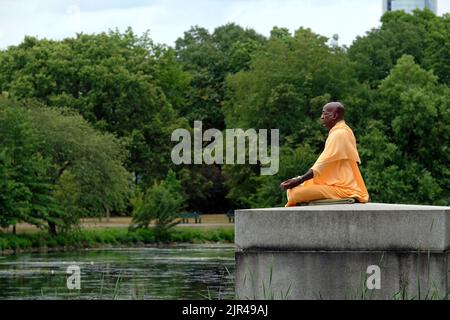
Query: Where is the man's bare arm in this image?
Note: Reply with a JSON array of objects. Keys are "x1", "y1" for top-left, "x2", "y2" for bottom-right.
[
  {"x1": 300, "y1": 169, "x2": 314, "y2": 184},
  {"x1": 280, "y1": 169, "x2": 314, "y2": 190}
]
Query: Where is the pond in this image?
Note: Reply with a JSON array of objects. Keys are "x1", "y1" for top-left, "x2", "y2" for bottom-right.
[{"x1": 0, "y1": 244, "x2": 235, "y2": 300}]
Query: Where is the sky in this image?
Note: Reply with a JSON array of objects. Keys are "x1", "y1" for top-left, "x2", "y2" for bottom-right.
[{"x1": 1, "y1": 0, "x2": 450, "y2": 49}]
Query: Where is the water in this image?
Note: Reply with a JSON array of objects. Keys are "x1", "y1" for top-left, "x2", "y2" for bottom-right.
[{"x1": 0, "y1": 244, "x2": 235, "y2": 300}]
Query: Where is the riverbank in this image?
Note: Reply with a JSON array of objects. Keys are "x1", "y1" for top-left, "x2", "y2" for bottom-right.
[
  {"x1": 0, "y1": 226, "x2": 234, "y2": 255},
  {"x1": 2, "y1": 214, "x2": 233, "y2": 234}
]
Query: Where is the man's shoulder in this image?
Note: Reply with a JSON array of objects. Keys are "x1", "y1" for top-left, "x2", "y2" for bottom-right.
[
  {"x1": 330, "y1": 126, "x2": 352, "y2": 137},
  {"x1": 334, "y1": 121, "x2": 354, "y2": 132},
  {"x1": 328, "y1": 122, "x2": 355, "y2": 142}
]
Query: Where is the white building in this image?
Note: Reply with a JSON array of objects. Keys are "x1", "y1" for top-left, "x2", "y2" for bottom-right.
[{"x1": 382, "y1": 0, "x2": 437, "y2": 14}]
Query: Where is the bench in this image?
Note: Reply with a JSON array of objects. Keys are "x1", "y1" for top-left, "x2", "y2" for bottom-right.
[
  {"x1": 226, "y1": 211, "x2": 235, "y2": 223},
  {"x1": 179, "y1": 212, "x2": 201, "y2": 224}
]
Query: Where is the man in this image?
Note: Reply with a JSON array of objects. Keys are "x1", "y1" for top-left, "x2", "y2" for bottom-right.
[{"x1": 280, "y1": 102, "x2": 369, "y2": 207}]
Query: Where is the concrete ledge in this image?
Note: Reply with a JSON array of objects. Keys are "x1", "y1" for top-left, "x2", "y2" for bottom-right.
[
  {"x1": 236, "y1": 251, "x2": 449, "y2": 300},
  {"x1": 236, "y1": 203, "x2": 450, "y2": 251}
]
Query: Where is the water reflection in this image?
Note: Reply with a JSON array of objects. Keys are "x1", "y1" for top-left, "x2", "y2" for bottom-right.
[{"x1": 0, "y1": 244, "x2": 235, "y2": 300}]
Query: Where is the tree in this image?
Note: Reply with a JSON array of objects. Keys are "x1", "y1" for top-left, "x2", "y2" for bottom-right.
[
  {"x1": 0, "y1": 29, "x2": 188, "y2": 186},
  {"x1": 359, "y1": 55, "x2": 449, "y2": 205},
  {"x1": 0, "y1": 98, "x2": 58, "y2": 231},
  {"x1": 131, "y1": 170, "x2": 185, "y2": 241},
  {"x1": 348, "y1": 9, "x2": 450, "y2": 87},
  {"x1": 225, "y1": 27, "x2": 361, "y2": 139},
  {"x1": 173, "y1": 24, "x2": 267, "y2": 212},
  {"x1": 175, "y1": 23, "x2": 265, "y2": 130},
  {"x1": 2, "y1": 97, "x2": 131, "y2": 235},
  {"x1": 174, "y1": 23, "x2": 266, "y2": 129},
  {"x1": 23, "y1": 101, "x2": 132, "y2": 234},
  {"x1": 178, "y1": 165, "x2": 230, "y2": 213}
]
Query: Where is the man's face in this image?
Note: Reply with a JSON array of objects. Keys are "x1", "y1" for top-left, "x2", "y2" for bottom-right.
[{"x1": 320, "y1": 106, "x2": 336, "y2": 130}]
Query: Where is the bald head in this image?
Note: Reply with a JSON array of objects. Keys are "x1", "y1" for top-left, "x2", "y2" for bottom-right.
[
  {"x1": 321, "y1": 102, "x2": 345, "y2": 130},
  {"x1": 324, "y1": 102, "x2": 345, "y2": 118}
]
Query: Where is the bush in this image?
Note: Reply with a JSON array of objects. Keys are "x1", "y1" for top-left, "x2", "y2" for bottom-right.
[
  {"x1": 0, "y1": 226, "x2": 234, "y2": 252},
  {"x1": 131, "y1": 171, "x2": 185, "y2": 241}
]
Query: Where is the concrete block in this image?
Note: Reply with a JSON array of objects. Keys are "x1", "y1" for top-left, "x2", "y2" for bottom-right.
[
  {"x1": 236, "y1": 251, "x2": 449, "y2": 300},
  {"x1": 235, "y1": 203, "x2": 450, "y2": 251},
  {"x1": 235, "y1": 203, "x2": 450, "y2": 299}
]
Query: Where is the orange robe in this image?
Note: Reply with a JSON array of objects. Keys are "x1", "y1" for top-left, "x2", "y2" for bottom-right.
[{"x1": 285, "y1": 120, "x2": 369, "y2": 207}]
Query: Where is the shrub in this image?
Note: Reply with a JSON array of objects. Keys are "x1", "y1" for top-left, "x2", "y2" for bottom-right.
[{"x1": 131, "y1": 171, "x2": 185, "y2": 241}]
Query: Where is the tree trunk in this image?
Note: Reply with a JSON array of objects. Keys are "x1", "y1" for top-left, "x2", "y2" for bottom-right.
[
  {"x1": 12, "y1": 225, "x2": 16, "y2": 235},
  {"x1": 48, "y1": 221, "x2": 57, "y2": 236},
  {"x1": 105, "y1": 205, "x2": 110, "y2": 223}
]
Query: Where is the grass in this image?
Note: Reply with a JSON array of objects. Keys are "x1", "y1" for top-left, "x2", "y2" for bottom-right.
[
  {"x1": 0, "y1": 226, "x2": 234, "y2": 253},
  {"x1": 3, "y1": 214, "x2": 233, "y2": 234},
  {"x1": 237, "y1": 261, "x2": 293, "y2": 300},
  {"x1": 200, "y1": 265, "x2": 234, "y2": 300}
]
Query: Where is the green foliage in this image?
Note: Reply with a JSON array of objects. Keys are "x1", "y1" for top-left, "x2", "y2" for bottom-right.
[
  {"x1": 224, "y1": 27, "x2": 360, "y2": 142},
  {"x1": 248, "y1": 145, "x2": 319, "y2": 208},
  {"x1": 131, "y1": 171, "x2": 185, "y2": 240},
  {"x1": 358, "y1": 55, "x2": 449, "y2": 205},
  {"x1": 0, "y1": 227, "x2": 234, "y2": 251},
  {"x1": 171, "y1": 24, "x2": 267, "y2": 212},
  {"x1": 0, "y1": 29, "x2": 188, "y2": 186},
  {"x1": 25, "y1": 103, "x2": 133, "y2": 228},
  {"x1": 169, "y1": 228, "x2": 234, "y2": 243},
  {"x1": 348, "y1": 9, "x2": 450, "y2": 86},
  {"x1": 178, "y1": 165, "x2": 231, "y2": 213},
  {"x1": 175, "y1": 23, "x2": 266, "y2": 129},
  {"x1": 1, "y1": 16, "x2": 449, "y2": 218},
  {"x1": 0, "y1": 97, "x2": 131, "y2": 234},
  {"x1": 0, "y1": 99, "x2": 58, "y2": 230}
]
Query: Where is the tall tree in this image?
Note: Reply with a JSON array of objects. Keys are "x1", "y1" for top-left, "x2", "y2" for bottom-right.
[
  {"x1": 174, "y1": 23, "x2": 267, "y2": 211},
  {"x1": 0, "y1": 29, "x2": 188, "y2": 186},
  {"x1": 348, "y1": 9, "x2": 450, "y2": 87},
  {"x1": 0, "y1": 98, "x2": 57, "y2": 231},
  {"x1": 175, "y1": 23, "x2": 266, "y2": 129},
  {"x1": 23, "y1": 102, "x2": 132, "y2": 233},
  {"x1": 359, "y1": 55, "x2": 449, "y2": 205}
]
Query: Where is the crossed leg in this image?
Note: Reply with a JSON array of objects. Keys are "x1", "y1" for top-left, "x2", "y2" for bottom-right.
[{"x1": 285, "y1": 184, "x2": 342, "y2": 207}]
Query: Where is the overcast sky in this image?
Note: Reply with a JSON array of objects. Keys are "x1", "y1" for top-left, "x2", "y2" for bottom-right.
[{"x1": 1, "y1": 0, "x2": 450, "y2": 49}]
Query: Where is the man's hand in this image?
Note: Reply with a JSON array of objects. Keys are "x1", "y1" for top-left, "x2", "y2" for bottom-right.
[{"x1": 280, "y1": 176, "x2": 302, "y2": 190}]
